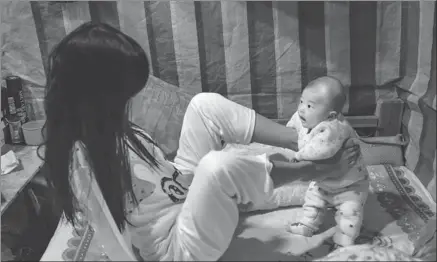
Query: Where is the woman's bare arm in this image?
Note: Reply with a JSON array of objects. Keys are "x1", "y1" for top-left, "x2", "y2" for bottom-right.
[
  {"x1": 269, "y1": 159, "x2": 315, "y2": 186},
  {"x1": 251, "y1": 114, "x2": 299, "y2": 151}
]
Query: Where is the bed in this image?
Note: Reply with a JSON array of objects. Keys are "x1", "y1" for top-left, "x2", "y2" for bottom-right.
[{"x1": 40, "y1": 97, "x2": 436, "y2": 261}]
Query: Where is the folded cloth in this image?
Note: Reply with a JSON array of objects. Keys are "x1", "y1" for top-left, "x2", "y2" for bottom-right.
[
  {"x1": 315, "y1": 244, "x2": 421, "y2": 261},
  {"x1": 1, "y1": 150, "x2": 19, "y2": 175}
]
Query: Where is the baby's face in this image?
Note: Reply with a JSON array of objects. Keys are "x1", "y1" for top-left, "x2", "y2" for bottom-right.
[{"x1": 297, "y1": 87, "x2": 333, "y2": 129}]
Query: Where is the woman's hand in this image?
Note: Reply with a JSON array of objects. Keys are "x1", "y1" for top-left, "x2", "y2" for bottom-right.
[
  {"x1": 304, "y1": 138, "x2": 361, "y2": 180},
  {"x1": 267, "y1": 150, "x2": 296, "y2": 162}
]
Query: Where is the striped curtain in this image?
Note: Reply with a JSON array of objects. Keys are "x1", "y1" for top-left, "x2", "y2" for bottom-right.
[
  {"x1": 1, "y1": 1, "x2": 435, "y2": 194},
  {"x1": 396, "y1": 1, "x2": 436, "y2": 197}
]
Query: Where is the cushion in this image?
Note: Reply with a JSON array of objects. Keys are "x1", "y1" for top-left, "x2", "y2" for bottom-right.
[{"x1": 130, "y1": 76, "x2": 194, "y2": 156}]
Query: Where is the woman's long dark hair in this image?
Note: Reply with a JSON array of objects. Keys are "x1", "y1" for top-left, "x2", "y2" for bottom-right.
[{"x1": 40, "y1": 22, "x2": 159, "y2": 232}]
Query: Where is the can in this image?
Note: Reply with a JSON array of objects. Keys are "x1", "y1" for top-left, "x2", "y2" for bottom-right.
[
  {"x1": 6, "y1": 115, "x2": 24, "y2": 144},
  {"x1": 5, "y1": 75, "x2": 28, "y2": 124},
  {"x1": 1, "y1": 87, "x2": 12, "y2": 144},
  {"x1": 0, "y1": 120, "x2": 5, "y2": 147}
]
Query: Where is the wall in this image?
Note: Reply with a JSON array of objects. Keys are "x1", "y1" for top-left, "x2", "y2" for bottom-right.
[{"x1": 1, "y1": 1, "x2": 435, "y2": 195}]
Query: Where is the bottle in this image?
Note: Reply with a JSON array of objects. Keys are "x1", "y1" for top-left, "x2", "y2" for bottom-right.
[
  {"x1": 5, "y1": 75, "x2": 28, "y2": 124},
  {"x1": 4, "y1": 76, "x2": 25, "y2": 144},
  {"x1": 1, "y1": 87, "x2": 11, "y2": 145},
  {"x1": 6, "y1": 114, "x2": 24, "y2": 144}
]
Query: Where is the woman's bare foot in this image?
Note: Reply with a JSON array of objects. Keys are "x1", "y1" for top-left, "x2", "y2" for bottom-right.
[{"x1": 288, "y1": 222, "x2": 316, "y2": 237}]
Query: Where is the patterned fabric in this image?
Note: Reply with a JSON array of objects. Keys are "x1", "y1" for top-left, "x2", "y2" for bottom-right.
[
  {"x1": 315, "y1": 244, "x2": 422, "y2": 261},
  {"x1": 286, "y1": 112, "x2": 367, "y2": 191},
  {"x1": 1, "y1": 0, "x2": 435, "y2": 196}
]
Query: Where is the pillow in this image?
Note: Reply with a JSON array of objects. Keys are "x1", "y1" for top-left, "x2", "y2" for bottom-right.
[{"x1": 130, "y1": 76, "x2": 195, "y2": 156}]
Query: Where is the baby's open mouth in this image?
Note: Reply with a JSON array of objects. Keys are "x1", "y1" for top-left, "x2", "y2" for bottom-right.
[{"x1": 299, "y1": 115, "x2": 306, "y2": 122}]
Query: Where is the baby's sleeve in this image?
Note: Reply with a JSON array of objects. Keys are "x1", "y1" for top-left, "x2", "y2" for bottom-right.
[
  {"x1": 286, "y1": 112, "x2": 301, "y2": 131},
  {"x1": 295, "y1": 124, "x2": 346, "y2": 161}
]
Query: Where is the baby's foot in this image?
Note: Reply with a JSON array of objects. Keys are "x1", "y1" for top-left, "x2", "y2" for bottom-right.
[
  {"x1": 333, "y1": 243, "x2": 344, "y2": 250},
  {"x1": 288, "y1": 222, "x2": 315, "y2": 237}
]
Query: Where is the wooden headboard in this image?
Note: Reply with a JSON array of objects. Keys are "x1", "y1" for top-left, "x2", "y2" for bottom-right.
[{"x1": 273, "y1": 98, "x2": 404, "y2": 137}]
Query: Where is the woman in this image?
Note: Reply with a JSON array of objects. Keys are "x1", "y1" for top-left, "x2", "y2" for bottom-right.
[{"x1": 42, "y1": 22, "x2": 360, "y2": 261}]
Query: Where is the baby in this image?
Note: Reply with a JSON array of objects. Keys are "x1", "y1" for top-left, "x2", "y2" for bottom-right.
[{"x1": 286, "y1": 76, "x2": 369, "y2": 248}]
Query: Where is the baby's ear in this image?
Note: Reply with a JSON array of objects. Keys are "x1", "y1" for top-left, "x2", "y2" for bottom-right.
[{"x1": 328, "y1": 111, "x2": 338, "y2": 119}]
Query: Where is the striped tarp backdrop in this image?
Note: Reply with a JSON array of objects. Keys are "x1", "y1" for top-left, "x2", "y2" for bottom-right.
[{"x1": 1, "y1": 1, "x2": 436, "y2": 194}]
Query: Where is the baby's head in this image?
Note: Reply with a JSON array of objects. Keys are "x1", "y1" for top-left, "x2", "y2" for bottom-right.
[{"x1": 297, "y1": 76, "x2": 346, "y2": 129}]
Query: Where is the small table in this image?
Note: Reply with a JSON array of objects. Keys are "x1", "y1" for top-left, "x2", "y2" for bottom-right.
[{"x1": 1, "y1": 144, "x2": 44, "y2": 215}]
